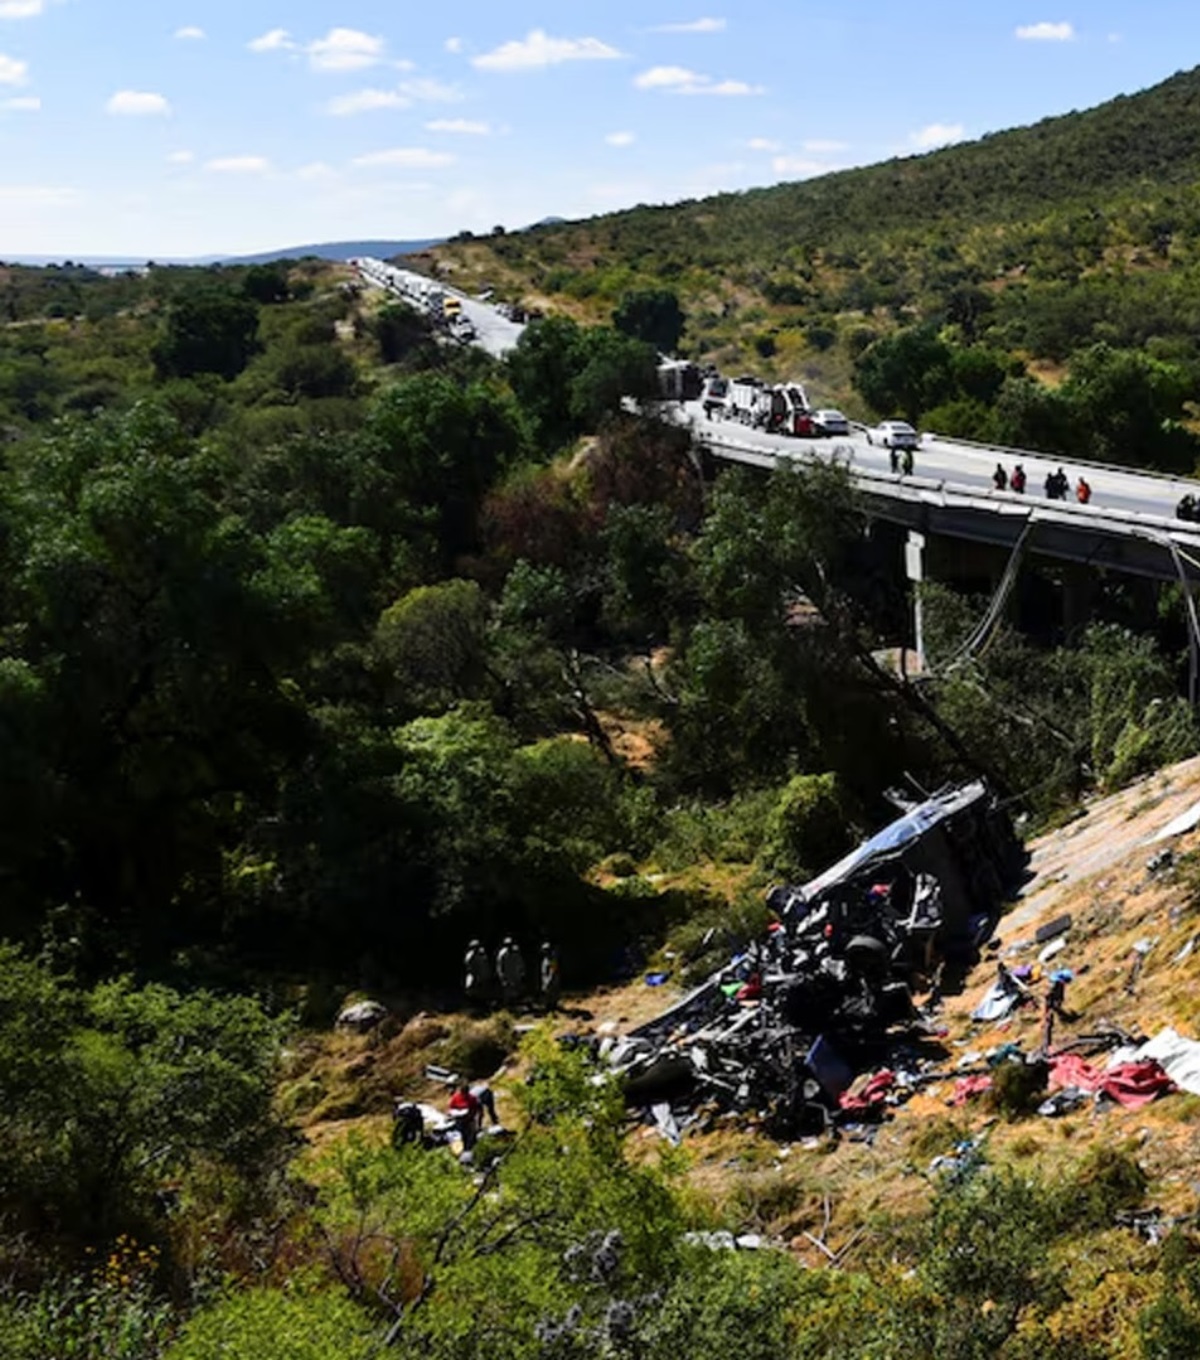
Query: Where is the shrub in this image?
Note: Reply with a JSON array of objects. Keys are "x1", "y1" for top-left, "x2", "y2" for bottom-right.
[
  {"x1": 164, "y1": 1287, "x2": 378, "y2": 1360},
  {"x1": 758, "y1": 772, "x2": 852, "y2": 880}
]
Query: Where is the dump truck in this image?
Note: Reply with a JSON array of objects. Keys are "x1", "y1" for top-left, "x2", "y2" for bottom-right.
[{"x1": 726, "y1": 378, "x2": 815, "y2": 435}]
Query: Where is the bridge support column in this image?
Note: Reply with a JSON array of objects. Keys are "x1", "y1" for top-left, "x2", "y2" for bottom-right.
[{"x1": 905, "y1": 531, "x2": 926, "y2": 672}]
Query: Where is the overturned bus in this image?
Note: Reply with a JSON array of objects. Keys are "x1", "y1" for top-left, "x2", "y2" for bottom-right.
[{"x1": 607, "y1": 782, "x2": 1025, "y2": 1135}]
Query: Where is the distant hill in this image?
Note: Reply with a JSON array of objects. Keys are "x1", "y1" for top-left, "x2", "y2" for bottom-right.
[
  {"x1": 1, "y1": 238, "x2": 445, "y2": 269},
  {"x1": 222, "y1": 238, "x2": 444, "y2": 265},
  {"x1": 429, "y1": 63, "x2": 1200, "y2": 378}
]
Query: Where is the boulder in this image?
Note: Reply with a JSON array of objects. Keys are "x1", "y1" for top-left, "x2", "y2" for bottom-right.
[{"x1": 337, "y1": 999, "x2": 388, "y2": 1032}]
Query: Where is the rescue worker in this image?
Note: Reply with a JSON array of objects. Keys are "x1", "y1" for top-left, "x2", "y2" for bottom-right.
[
  {"x1": 1076, "y1": 476, "x2": 1092, "y2": 505},
  {"x1": 495, "y1": 937, "x2": 526, "y2": 1006},
  {"x1": 992, "y1": 463, "x2": 1008, "y2": 491},
  {"x1": 1011, "y1": 463, "x2": 1027, "y2": 494},
  {"x1": 889, "y1": 446, "x2": 899, "y2": 474},
  {"x1": 1054, "y1": 467, "x2": 1069, "y2": 500},
  {"x1": 448, "y1": 1081, "x2": 482, "y2": 1151},
  {"x1": 539, "y1": 941, "x2": 561, "y2": 1011},
  {"x1": 463, "y1": 938, "x2": 492, "y2": 1008},
  {"x1": 1178, "y1": 494, "x2": 1197, "y2": 522},
  {"x1": 901, "y1": 446, "x2": 914, "y2": 477}
]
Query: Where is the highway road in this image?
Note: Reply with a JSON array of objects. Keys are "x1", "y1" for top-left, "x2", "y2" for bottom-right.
[
  {"x1": 353, "y1": 255, "x2": 1200, "y2": 540},
  {"x1": 354, "y1": 256, "x2": 525, "y2": 358},
  {"x1": 679, "y1": 401, "x2": 1200, "y2": 528}
]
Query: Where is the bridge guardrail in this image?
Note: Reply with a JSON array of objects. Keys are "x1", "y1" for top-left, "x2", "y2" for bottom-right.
[{"x1": 694, "y1": 427, "x2": 1200, "y2": 549}]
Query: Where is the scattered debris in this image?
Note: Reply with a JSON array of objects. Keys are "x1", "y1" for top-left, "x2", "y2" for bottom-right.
[{"x1": 600, "y1": 782, "x2": 1025, "y2": 1138}]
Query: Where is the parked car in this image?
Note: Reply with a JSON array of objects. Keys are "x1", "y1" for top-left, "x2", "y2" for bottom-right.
[
  {"x1": 811, "y1": 408, "x2": 850, "y2": 437},
  {"x1": 866, "y1": 420, "x2": 919, "y2": 449}
]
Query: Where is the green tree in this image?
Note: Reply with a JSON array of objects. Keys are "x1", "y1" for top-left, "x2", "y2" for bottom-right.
[
  {"x1": 241, "y1": 264, "x2": 291, "y2": 305},
  {"x1": 0, "y1": 948, "x2": 287, "y2": 1252},
  {"x1": 362, "y1": 373, "x2": 527, "y2": 565},
  {"x1": 153, "y1": 286, "x2": 260, "y2": 381},
  {"x1": 373, "y1": 579, "x2": 492, "y2": 713},
  {"x1": 853, "y1": 325, "x2": 956, "y2": 422},
  {"x1": 612, "y1": 287, "x2": 686, "y2": 353}
]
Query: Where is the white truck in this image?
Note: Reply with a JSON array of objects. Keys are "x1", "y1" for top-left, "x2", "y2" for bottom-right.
[{"x1": 725, "y1": 378, "x2": 815, "y2": 436}]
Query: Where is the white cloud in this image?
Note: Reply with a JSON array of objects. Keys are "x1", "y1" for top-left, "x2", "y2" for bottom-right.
[
  {"x1": 0, "y1": 0, "x2": 43, "y2": 16},
  {"x1": 682, "y1": 78, "x2": 762, "y2": 96},
  {"x1": 166, "y1": 149, "x2": 194, "y2": 164},
  {"x1": 398, "y1": 77, "x2": 461, "y2": 102},
  {"x1": 606, "y1": 130, "x2": 636, "y2": 146},
  {"x1": 635, "y1": 64, "x2": 761, "y2": 95},
  {"x1": 351, "y1": 146, "x2": 456, "y2": 169},
  {"x1": 649, "y1": 17, "x2": 726, "y2": 32},
  {"x1": 174, "y1": 25, "x2": 205, "y2": 41},
  {"x1": 106, "y1": 90, "x2": 171, "y2": 116},
  {"x1": 206, "y1": 155, "x2": 270, "y2": 173},
  {"x1": 248, "y1": 27, "x2": 294, "y2": 53},
  {"x1": 445, "y1": 36, "x2": 463, "y2": 54},
  {"x1": 803, "y1": 138, "x2": 848, "y2": 153},
  {"x1": 748, "y1": 137, "x2": 781, "y2": 151},
  {"x1": 326, "y1": 88, "x2": 410, "y2": 116},
  {"x1": 1015, "y1": 21, "x2": 1075, "y2": 41},
  {"x1": 910, "y1": 122, "x2": 965, "y2": 149},
  {"x1": 634, "y1": 65, "x2": 698, "y2": 89},
  {"x1": 0, "y1": 51, "x2": 27, "y2": 84},
  {"x1": 472, "y1": 29, "x2": 622, "y2": 72},
  {"x1": 308, "y1": 27, "x2": 385, "y2": 72},
  {"x1": 2, "y1": 93, "x2": 37, "y2": 109},
  {"x1": 426, "y1": 117, "x2": 492, "y2": 135}
]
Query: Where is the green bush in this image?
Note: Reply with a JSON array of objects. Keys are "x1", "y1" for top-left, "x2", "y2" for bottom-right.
[
  {"x1": 164, "y1": 1287, "x2": 377, "y2": 1360},
  {"x1": 759, "y1": 772, "x2": 852, "y2": 880}
]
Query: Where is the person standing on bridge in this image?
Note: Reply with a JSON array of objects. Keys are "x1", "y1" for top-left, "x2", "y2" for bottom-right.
[
  {"x1": 888, "y1": 446, "x2": 899, "y2": 474},
  {"x1": 901, "y1": 447, "x2": 914, "y2": 477},
  {"x1": 1011, "y1": 464, "x2": 1027, "y2": 494},
  {"x1": 1076, "y1": 476, "x2": 1092, "y2": 505},
  {"x1": 992, "y1": 463, "x2": 1008, "y2": 491}
]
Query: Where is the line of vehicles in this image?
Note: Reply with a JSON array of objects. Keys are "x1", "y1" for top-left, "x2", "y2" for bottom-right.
[{"x1": 352, "y1": 256, "x2": 477, "y2": 342}]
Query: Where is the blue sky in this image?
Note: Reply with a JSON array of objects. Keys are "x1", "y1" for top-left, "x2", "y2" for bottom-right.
[{"x1": 0, "y1": 1, "x2": 1198, "y2": 257}]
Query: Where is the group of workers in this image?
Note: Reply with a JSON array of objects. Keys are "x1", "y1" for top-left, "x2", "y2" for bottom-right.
[
  {"x1": 992, "y1": 463, "x2": 1090, "y2": 503},
  {"x1": 463, "y1": 937, "x2": 560, "y2": 1011},
  {"x1": 888, "y1": 446, "x2": 915, "y2": 476},
  {"x1": 392, "y1": 1080, "x2": 500, "y2": 1155}
]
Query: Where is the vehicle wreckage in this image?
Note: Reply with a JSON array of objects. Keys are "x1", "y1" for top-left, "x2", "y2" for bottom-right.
[{"x1": 601, "y1": 781, "x2": 1026, "y2": 1138}]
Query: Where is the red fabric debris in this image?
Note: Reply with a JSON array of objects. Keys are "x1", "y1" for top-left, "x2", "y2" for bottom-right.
[
  {"x1": 950, "y1": 1074, "x2": 994, "y2": 1106},
  {"x1": 838, "y1": 1069, "x2": 896, "y2": 1113},
  {"x1": 735, "y1": 974, "x2": 763, "y2": 1003},
  {"x1": 1048, "y1": 1054, "x2": 1175, "y2": 1109}
]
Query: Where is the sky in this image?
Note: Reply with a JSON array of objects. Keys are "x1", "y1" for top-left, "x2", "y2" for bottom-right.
[{"x1": 1, "y1": 1, "x2": 1200, "y2": 258}]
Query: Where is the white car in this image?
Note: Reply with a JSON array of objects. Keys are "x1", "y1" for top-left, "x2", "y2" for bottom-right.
[
  {"x1": 812, "y1": 408, "x2": 850, "y2": 437},
  {"x1": 866, "y1": 420, "x2": 919, "y2": 449}
]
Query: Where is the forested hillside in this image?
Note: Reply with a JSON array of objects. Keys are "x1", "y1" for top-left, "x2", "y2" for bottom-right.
[
  {"x1": 3, "y1": 235, "x2": 1200, "y2": 1355},
  {"x1": 427, "y1": 64, "x2": 1200, "y2": 467}
]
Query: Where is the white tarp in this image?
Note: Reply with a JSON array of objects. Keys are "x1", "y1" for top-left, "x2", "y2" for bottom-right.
[
  {"x1": 1150, "y1": 800, "x2": 1200, "y2": 843},
  {"x1": 1131, "y1": 1027, "x2": 1200, "y2": 1096}
]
